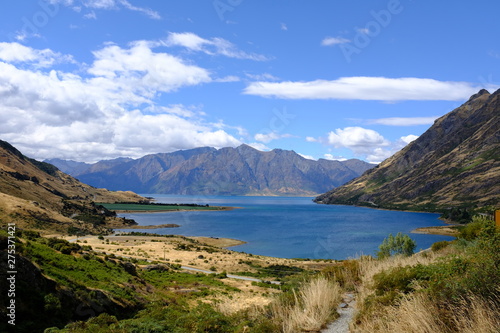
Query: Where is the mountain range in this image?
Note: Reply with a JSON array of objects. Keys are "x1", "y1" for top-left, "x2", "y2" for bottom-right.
[
  {"x1": 315, "y1": 89, "x2": 500, "y2": 211},
  {"x1": 47, "y1": 145, "x2": 374, "y2": 196}
]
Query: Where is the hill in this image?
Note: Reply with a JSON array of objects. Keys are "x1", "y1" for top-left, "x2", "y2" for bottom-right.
[
  {"x1": 48, "y1": 145, "x2": 374, "y2": 196},
  {"x1": 0, "y1": 140, "x2": 146, "y2": 234},
  {"x1": 314, "y1": 89, "x2": 500, "y2": 211}
]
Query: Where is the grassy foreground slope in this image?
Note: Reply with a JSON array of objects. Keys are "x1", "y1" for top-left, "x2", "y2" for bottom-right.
[
  {"x1": 341, "y1": 216, "x2": 500, "y2": 332},
  {"x1": 1, "y1": 215, "x2": 498, "y2": 332}
]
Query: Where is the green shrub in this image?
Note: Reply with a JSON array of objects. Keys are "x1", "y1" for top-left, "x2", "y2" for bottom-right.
[
  {"x1": 377, "y1": 233, "x2": 416, "y2": 259},
  {"x1": 431, "y1": 240, "x2": 451, "y2": 252}
]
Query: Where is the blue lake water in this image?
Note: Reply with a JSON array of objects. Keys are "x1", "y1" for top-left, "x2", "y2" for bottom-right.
[{"x1": 116, "y1": 195, "x2": 454, "y2": 260}]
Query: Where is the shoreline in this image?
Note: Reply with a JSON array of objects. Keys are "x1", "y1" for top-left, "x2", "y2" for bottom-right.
[
  {"x1": 118, "y1": 223, "x2": 180, "y2": 229},
  {"x1": 112, "y1": 206, "x2": 239, "y2": 213},
  {"x1": 411, "y1": 225, "x2": 460, "y2": 237}
]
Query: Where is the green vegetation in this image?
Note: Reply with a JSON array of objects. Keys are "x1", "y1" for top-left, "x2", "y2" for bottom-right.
[
  {"x1": 99, "y1": 202, "x2": 228, "y2": 212},
  {"x1": 353, "y1": 215, "x2": 500, "y2": 332},
  {"x1": 233, "y1": 261, "x2": 305, "y2": 279},
  {"x1": 377, "y1": 232, "x2": 416, "y2": 259},
  {"x1": 3, "y1": 229, "x2": 341, "y2": 333}
]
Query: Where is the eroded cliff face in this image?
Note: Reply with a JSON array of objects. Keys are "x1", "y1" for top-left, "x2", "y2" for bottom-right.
[{"x1": 315, "y1": 89, "x2": 500, "y2": 210}]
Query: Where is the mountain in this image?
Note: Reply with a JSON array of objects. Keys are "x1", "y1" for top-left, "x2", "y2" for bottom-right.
[
  {"x1": 0, "y1": 140, "x2": 146, "y2": 234},
  {"x1": 49, "y1": 145, "x2": 374, "y2": 196},
  {"x1": 314, "y1": 89, "x2": 500, "y2": 211}
]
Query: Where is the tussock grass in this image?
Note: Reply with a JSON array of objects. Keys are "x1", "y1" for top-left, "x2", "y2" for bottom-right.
[
  {"x1": 352, "y1": 218, "x2": 500, "y2": 333},
  {"x1": 353, "y1": 292, "x2": 500, "y2": 333},
  {"x1": 271, "y1": 276, "x2": 342, "y2": 333}
]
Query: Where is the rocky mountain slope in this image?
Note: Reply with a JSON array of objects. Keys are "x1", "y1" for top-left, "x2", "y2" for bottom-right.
[
  {"x1": 315, "y1": 89, "x2": 500, "y2": 211},
  {"x1": 0, "y1": 140, "x2": 145, "y2": 234},
  {"x1": 49, "y1": 145, "x2": 374, "y2": 196}
]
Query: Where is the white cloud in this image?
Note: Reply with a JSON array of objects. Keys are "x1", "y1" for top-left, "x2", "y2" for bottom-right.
[
  {"x1": 245, "y1": 72, "x2": 280, "y2": 81},
  {"x1": 357, "y1": 28, "x2": 370, "y2": 34},
  {"x1": 400, "y1": 134, "x2": 419, "y2": 144},
  {"x1": 88, "y1": 40, "x2": 211, "y2": 98},
  {"x1": 118, "y1": 0, "x2": 161, "y2": 19},
  {"x1": 83, "y1": 11, "x2": 97, "y2": 19},
  {"x1": 307, "y1": 127, "x2": 392, "y2": 163},
  {"x1": 306, "y1": 136, "x2": 317, "y2": 142},
  {"x1": 0, "y1": 42, "x2": 241, "y2": 162},
  {"x1": 366, "y1": 148, "x2": 392, "y2": 164},
  {"x1": 280, "y1": 23, "x2": 288, "y2": 31},
  {"x1": 0, "y1": 42, "x2": 74, "y2": 68},
  {"x1": 298, "y1": 153, "x2": 315, "y2": 160},
  {"x1": 163, "y1": 32, "x2": 269, "y2": 61},
  {"x1": 327, "y1": 127, "x2": 389, "y2": 150},
  {"x1": 323, "y1": 154, "x2": 347, "y2": 161},
  {"x1": 49, "y1": 0, "x2": 161, "y2": 19},
  {"x1": 254, "y1": 132, "x2": 293, "y2": 143},
  {"x1": 368, "y1": 116, "x2": 439, "y2": 126},
  {"x1": 243, "y1": 77, "x2": 485, "y2": 101},
  {"x1": 321, "y1": 37, "x2": 351, "y2": 46},
  {"x1": 247, "y1": 142, "x2": 270, "y2": 151}
]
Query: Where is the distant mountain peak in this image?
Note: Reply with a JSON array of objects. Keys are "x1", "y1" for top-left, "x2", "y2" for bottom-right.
[
  {"x1": 467, "y1": 88, "x2": 490, "y2": 102},
  {"x1": 236, "y1": 143, "x2": 257, "y2": 151}
]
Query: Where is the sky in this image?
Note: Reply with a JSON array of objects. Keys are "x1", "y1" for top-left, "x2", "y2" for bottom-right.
[{"x1": 0, "y1": 0, "x2": 499, "y2": 164}]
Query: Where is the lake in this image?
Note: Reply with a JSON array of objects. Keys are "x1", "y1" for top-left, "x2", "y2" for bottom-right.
[{"x1": 116, "y1": 195, "x2": 454, "y2": 260}]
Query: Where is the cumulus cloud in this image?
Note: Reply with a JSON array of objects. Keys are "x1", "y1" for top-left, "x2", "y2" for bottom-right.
[
  {"x1": 163, "y1": 32, "x2": 269, "y2": 61},
  {"x1": 243, "y1": 77, "x2": 485, "y2": 101},
  {"x1": 327, "y1": 127, "x2": 390, "y2": 151},
  {"x1": 0, "y1": 42, "x2": 241, "y2": 162},
  {"x1": 311, "y1": 127, "x2": 422, "y2": 163},
  {"x1": 88, "y1": 40, "x2": 211, "y2": 98},
  {"x1": 400, "y1": 134, "x2": 419, "y2": 144},
  {"x1": 0, "y1": 42, "x2": 74, "y2": 68}
]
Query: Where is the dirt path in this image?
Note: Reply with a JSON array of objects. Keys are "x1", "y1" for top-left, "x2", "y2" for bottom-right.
[{"x1": 322, "y1": 293, "x2": 356, "y2": 333}]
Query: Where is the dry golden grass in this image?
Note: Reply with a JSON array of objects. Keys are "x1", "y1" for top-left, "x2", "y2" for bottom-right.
[
  {"x1": 271, "y1": 276, "x2": 342, "y2": 333},
  {"x1": 352, "y1": 244, "x2": 500, "y2": 333},
  {"x1": 353, "y1": 291, "x2": 500, "y2": 333},
  {"x1": 354, "y1": 250, "x2": 452, "y2": 316}
]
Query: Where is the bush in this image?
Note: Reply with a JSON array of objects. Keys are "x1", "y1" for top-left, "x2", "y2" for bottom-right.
[
  {"x1": 431, "y1": 240, "x2": 451, "y2": 252},
  {"x1": 377, "y1": 233, "x2": 416, "y2": 259}
]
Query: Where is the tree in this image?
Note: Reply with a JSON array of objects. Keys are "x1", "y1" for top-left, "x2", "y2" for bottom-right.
[{"x1": 377, "y1": 232, "x2": 416, "y2": 259}]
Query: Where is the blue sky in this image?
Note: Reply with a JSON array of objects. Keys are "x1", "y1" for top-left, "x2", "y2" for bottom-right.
[{"x1": 0, "y1": 0, "x2": 499, "y2": 163}]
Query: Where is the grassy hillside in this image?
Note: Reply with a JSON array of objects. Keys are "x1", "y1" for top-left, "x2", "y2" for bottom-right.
[
  {"x1": 315, "y1": 89, "x2": 500, "y2": 212},
  {"x1": 0, "y1": 139, "x2": 147, "y2": 235},
  {"x1": 323, "y1": 216, "x2": 500, "y2": 332}
]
